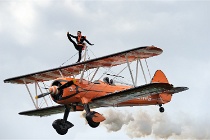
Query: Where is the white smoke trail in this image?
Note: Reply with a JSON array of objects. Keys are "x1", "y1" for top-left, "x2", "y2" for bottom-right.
[
  {"x1": 101, "y1": 108, "x2": 210, "y2": 139},
  {"x1": 125, "y1": 110, "x2": 153, "y2": 138},
  {"x1": 152, "y1": 113, "x2": 182, "y2": 139},
  {"x1": 102, "y1": 108, "x2": 134, "y2": 132}
]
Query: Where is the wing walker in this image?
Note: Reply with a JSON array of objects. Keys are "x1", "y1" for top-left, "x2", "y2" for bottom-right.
[{"x1": 4, "y1": 45, "x2": 188, "y2": 135}]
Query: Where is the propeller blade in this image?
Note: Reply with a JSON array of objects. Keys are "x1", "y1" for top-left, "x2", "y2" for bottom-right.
[
  {"x1": 35, "y1": 80, "x2": 75, "y2": 99},
  {"x1": 35, "y1": 92, "x2": 50, "y2": 99},
  {"x1": 58, "y1": 80, "x2": 75, "y2": 90}
]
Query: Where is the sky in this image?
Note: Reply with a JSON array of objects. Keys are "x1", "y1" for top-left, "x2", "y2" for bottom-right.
[{"x1": 1, "y1": 0, "x2": 210, "y2": 139}]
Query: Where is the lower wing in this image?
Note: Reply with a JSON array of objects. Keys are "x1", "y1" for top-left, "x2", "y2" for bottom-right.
[{"x1": 18, "y1": 83, "x2": 188, "y2": 117}]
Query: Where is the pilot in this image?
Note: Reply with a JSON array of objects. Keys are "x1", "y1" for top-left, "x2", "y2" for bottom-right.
[
  {"x1": 67, "y1": 31, "x2": 94, "y2": 63},
  {"x1": 103, "y1": 77, "x2": 115, "y2": 85}
]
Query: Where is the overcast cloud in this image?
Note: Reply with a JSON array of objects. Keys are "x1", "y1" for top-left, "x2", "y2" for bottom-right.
[{"x1": 1, "y1": 0, "x2": 210, "y2": 139}]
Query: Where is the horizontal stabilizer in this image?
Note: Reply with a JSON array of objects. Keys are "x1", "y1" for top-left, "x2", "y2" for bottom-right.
[{"x1": 165, "y1": 87, "x2": 189, "y2": 94}]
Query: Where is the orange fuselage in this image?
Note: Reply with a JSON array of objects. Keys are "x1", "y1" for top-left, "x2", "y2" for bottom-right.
[{"x1": 51, "y1": 77, "x2": 172, "y2": 107}]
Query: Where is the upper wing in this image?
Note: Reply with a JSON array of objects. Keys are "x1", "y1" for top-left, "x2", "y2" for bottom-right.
[
  {"x1": 90, "y1": 83, "x2": 176, "y2": 108},
  {"x1": 4, "y1": 46, "x2": 162, "y2": 84}
]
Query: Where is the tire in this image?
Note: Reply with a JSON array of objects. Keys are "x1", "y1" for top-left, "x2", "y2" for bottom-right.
[
  {"x1": 55, "y1": 127, "x2": 68, "y2": 135},
  {"x1": 52, "y1": 119, "x2": 72, "y2": 135},
  {"x1": 87, "y1": 120, "x2": 100, "y2": 128},
  {"x1": 86, "y1": 111, "x2": 100, "y2": 128},
  {"x1": 159, "y1": 107, "x2": 165, "y2": 113}
]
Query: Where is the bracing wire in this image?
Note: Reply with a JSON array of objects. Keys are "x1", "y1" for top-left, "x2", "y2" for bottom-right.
[
  {"x1": 88, "y1": 47, "x2": 133, "y2": 85},
  {"x1": 60, "y1": 52, "x2": 78, "y2": 66},
  {"x1": 38, "y1": 82, "x2": 54, "y2": 108},
  {"x1": 145, "y1": 59, "x2": 152, "y2": 80}
]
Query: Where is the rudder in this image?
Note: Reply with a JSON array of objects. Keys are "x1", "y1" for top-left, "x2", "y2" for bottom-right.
[
  {"x1": 151, "y1": 70, "x2": 169, "y2": 83},
  {"x1": 151, "y1": 70, "x2": 172, "y2": 104}
]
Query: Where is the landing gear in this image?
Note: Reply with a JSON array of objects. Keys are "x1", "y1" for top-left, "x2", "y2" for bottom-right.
[
  {"x1": 52, "y1": 119, "x2": 73, "y2": 135},
  {"x1": 159, "y1": 104, "x2": 165, "y2": 113},
  {"x1": 84, "y1": 104, "x2": 100, "y2": 128},
  {"x1": 52, "y1": 105, "x2": 74, "y2": 135},
  {"x1": 86, "y1": 111, "x2": 100, "y2": 128}
]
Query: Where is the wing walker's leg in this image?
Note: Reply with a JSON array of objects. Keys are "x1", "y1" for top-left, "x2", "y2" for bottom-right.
[{"x1": 52, "y1": 105, "x2": 74, "y2": 135}]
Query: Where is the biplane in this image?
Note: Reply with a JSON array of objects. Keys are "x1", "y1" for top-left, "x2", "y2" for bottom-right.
[{"x1": 4, "y1": 46, "x2": 188, "y2": 135}]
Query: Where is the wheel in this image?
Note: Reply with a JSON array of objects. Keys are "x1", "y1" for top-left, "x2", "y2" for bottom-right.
[
  {"x1": 52, "y1": 119, "x2": 73, "y2": 135},
  {"x1": 87, "y1": 119, "x2": 100, "y2": 128},
  {"x1": 159, "y1": 107, "x2": 165, "y2": 113},
  {"x1": 55, "y1": 126, "x2": 68, "y2": 135},
  {"x1": 86, "y1": 111, "x2": 100, "y2": 128}
]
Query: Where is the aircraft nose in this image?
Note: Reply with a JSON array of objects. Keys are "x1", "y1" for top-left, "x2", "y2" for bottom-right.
[{"x1": 49, "y1": 86, "x2": 59, "y2": 95}]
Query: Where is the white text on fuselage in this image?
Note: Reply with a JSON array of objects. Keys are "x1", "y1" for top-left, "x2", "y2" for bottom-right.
[{"x1": 137, "y1": 96, "x2": 152, "y2": 101}]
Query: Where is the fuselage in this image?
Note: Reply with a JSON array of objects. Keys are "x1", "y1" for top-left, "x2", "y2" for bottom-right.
[{"x1": 50, "y1": 77, "x2": 172, "y2": 107}]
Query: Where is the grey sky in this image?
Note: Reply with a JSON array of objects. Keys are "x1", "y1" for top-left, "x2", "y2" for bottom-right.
[{"x1": 1, "y1": 0, "x2": 210, "y2": 139}]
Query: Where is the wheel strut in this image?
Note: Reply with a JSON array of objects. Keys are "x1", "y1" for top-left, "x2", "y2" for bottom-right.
[
  {"x1": 63, "y1": 105, "x2": 70, "y2": 121},
  {"x1": 84, "y1": 103, "x2": 101, "y2": 128}
]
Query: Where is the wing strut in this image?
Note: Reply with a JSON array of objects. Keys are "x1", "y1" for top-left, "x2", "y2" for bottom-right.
[
  {"x1": 35, "y1": 82, "x2": 38, "y2": 107},
  {"x1": 90, "y1": 67, "x2": 99, "y2": 82},
  {"x1": 135, "y1": 59, "x2": 139, "y2": 86},
  {"x1": 36, "y1": 81, "x2": 49, "y2": 107},
  {"x1": 82, "y1": 46, "x2": 88, "y2": 61},
  {"x1": 126, "y1": 54, "x2": 135, "y2": 87},
  {"x1": 139, "y1": 58, "x2": 147, "y2": 84},
  {"x1": 23, "y1": 79, "x2": 38, "y2": 109},
  {"x1": 80, "y1": 64, "x2": 87, "y2": 83},
  {"x1": 58, "y1": 69, "x2": 64, "y2": 78}
]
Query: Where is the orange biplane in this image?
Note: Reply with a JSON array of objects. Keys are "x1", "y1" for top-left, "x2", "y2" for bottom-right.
[{"x1": 4, "y1": 46, "x2": 188, "y2": 135}]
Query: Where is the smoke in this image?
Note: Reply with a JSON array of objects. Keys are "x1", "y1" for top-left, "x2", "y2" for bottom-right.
[
  {"x1": 101, "y1": 108, "x2": 210, "y2": 139},
  {"x1": 102, "y1": 109, "x2": 134, "y2": 132},
  {"x1": 125, "y1": 111, "x2": 153, "y2": 138},
  {"x1": 152, "y1": 113, "x2": 181, "y2": 139}
]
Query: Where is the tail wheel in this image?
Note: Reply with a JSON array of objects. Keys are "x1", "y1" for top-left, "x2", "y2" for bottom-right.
[
  {"x1": 159, "y1": 107, "x2": 165, "y2": 113},
  {"x1": 86, "y1": 111, "x2": 100, "y2": 128}
]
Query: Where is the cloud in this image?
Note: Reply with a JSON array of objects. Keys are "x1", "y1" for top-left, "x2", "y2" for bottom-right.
[{"x1": 4, "y1": 1, "x2": 38, "y2": 45}]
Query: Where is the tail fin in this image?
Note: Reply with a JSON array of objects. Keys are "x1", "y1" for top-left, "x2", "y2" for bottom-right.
[
  {"x1": 151, "y1": 70, "x2": 172, "y2": 104},
  {"x1": 151, "y1": 70, "x2": 169, "y2": 83}
]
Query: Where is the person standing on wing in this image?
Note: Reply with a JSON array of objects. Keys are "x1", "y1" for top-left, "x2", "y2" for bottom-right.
[{"x1": 67, "y1": 31, "x2": 94, "y2": 63}]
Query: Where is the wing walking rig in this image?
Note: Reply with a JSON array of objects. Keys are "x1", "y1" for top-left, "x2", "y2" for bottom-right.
[{"x1": 4, "y1": 45, "x2": 188, "y2": 135}]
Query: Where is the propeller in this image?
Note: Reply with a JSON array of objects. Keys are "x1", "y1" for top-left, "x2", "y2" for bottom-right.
[
  {"x1": 35, "y1": 80, "x2": 75, "y2": 99},
  {"x1": 58, "y1": 80, "x2": 75, "y2": 90}
]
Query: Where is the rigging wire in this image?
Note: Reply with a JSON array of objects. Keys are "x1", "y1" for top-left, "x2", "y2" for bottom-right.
[
  {"x1": 90, "y1": 48, "x2": 135, "y2": 87},
  {"x1": 39, "y1": 82, "x2": 54, "y2": 108},
  {"x1": 145, "y1": 59, "x2": 152, "y2": 80},
  {"x1": 60, "y1": 52, "x2": 78, "y2": 66}
]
